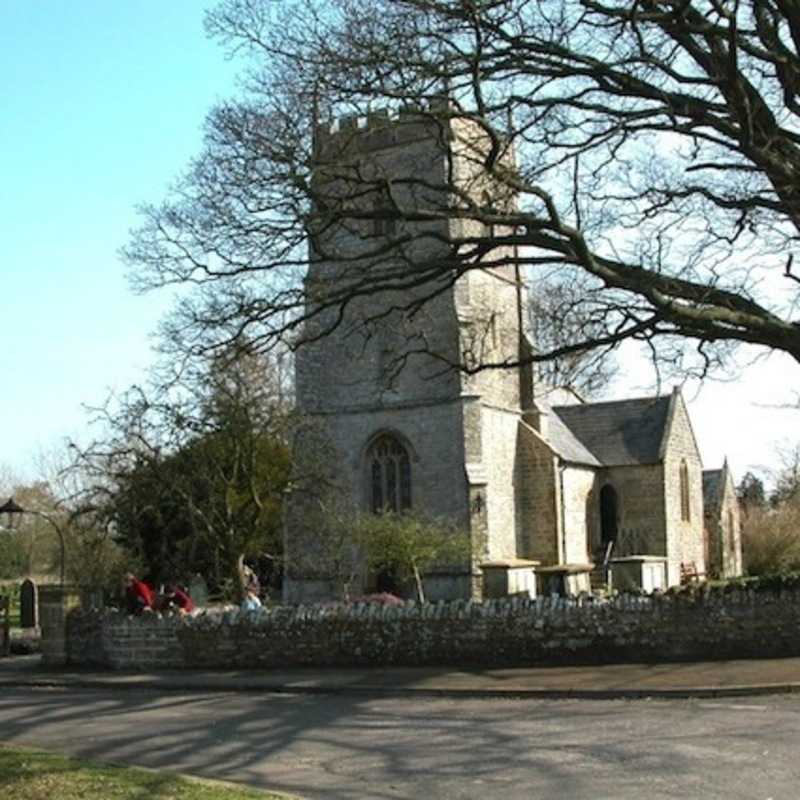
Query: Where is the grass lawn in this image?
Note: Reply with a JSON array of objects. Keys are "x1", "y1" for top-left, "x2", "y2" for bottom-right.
[{"x1": 0, "y1": 744, "x2": 295, "y2": 800}]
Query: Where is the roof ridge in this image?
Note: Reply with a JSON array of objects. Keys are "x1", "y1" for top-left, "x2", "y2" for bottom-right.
[{"x1": 553, "y1": 393, "x2": 669, "y2": 411}]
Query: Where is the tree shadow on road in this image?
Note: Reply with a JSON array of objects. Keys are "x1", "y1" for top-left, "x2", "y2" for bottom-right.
[{"x1": 0, "y1": 671, "x2": 789, "y2": 799}]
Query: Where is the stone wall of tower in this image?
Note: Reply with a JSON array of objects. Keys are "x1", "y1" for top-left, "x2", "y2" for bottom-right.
[
  {"x1": 289, "y1": 106, "x2": 529, "y2": 601},
  {"x1": 561, "y1": 466, "x2": 596, "y2": 564},
  {"x1": 284, "y1": 400, "x2": 472, "y2": 603},
  {"x1": 448, "y1": 113, "x2": 530, "y2": 411},
  {"x1": 514, "y1": 424, "x2": 560, "y2": 564},
  {"x1": 299, "y1": 109, "x2": 463, "y2": 413},
  {"x1": 477, "y1": 405, "x2": 521, "y2": 560}
]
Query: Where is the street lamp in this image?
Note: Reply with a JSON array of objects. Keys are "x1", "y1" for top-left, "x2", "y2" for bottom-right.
[
  {"x1": 0, "y1": 497, "x2": 25, "y2": 530},
  {"x1": 0, "y1": 498, "x2": 67, "y2": 587}
]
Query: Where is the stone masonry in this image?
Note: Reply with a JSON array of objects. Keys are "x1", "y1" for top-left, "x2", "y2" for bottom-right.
[
  {"x1": 66, "y1": 587, "x2": 800, "y2": 670},
  {"x1": 285, "y1": 103, "x2": 737, "y2": 603}
]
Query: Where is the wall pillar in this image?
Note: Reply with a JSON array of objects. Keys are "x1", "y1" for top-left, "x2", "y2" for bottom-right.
[{"x1": 39, "y1": 585, "x2": 81, "y2": 667}]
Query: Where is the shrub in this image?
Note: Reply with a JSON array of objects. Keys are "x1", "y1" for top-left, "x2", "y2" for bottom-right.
[{"x1": 741, "y1": 504, "x2": 800, "y2": 575}]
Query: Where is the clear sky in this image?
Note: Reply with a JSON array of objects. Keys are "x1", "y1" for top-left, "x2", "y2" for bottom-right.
[
  {"x1": 1, "y1": 2, "x2": 798, "y2": 488},
  {"x1": 1, "y1": 1, "x2": 237, "y2": 479}
]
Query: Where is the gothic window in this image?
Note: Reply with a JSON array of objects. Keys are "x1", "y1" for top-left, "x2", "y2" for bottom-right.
[
  {"x1": 680, "y1": 460, "x2": 691, "y2": 522},
  {"x1": 727, "y1": 509, "x2": 735, "y2": 549},
  {"x1": 481, "y1": 191, "x2": 496, "y2": 237},
  {"x1": 372, "y1": 185, "x2": 397, "y2": 237},
  {"x1": 368, "y1": 433, "x2": 411, "y2": 513}
]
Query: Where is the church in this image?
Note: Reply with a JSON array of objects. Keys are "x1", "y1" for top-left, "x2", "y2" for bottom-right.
[{"x1": 284, "y1": 103, "x2": 740, "y2": 602}]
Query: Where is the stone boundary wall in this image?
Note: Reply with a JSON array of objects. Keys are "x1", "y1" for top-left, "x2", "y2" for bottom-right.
[{"x1": 66, "y1": 589, "x2": 800, "y2": 670}]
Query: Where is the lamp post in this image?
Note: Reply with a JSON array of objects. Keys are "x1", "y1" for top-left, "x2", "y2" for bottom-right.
[
  {"x1": 0, "y1": 497, "x2": 67, "y2": 587},
  {"x1": 0, "y1": 497, "x2": 24, "y2": 529}
]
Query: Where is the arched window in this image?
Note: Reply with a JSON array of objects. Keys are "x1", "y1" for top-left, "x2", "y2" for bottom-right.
[
  {"x1": 727, "y1": 509, "x2": 735, "y2": 548},
  {"x1": 372, "y1": 185, "x2": 397, "y2": 237},
  {"x1": 367, "y1": 433, "x2": 411, "y2": 513},
  {"x1": 680, "y1": 460, "x2": 691, "y2": 522}
]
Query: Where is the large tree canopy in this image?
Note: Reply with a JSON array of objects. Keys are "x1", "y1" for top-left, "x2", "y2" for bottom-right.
[
  {"x1": 125, "y1": 0, "x2": 800, "y2": 375},
  {"x1": 72, "y1": 349, "x2": 292, "y2": 593}
]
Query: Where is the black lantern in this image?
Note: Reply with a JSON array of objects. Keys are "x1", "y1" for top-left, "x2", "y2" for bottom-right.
[{"x1": 0, "y1": 498, "x2": 24, "y2": 530}]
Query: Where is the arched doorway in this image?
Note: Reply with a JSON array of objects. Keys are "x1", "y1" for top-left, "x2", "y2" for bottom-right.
[{"x1": 599, "y1": 484, "x2": 619, "y2": 549}]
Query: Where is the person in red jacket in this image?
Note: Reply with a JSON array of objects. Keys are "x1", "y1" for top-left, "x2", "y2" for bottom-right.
[
  {"x1": 163, "y1": 585, "x2": 195, "y2": 614},
  {"x1": 124, "y1": 573, "x2": 154, "y2": 615}
]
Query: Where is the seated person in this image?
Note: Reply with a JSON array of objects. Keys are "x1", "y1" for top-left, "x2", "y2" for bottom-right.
[
  {"x1": 242, "y1": 564, "x2": 260, "y2": 595},
  {"x1": 240, "y1": 587, "x2": 262, "y2": 612},
  {"x1": 163, "y1": 584, "x2": 195, "y2": 614},
  {"x1": 124, "y1": 573, "x2": 155, "y2": 615}
]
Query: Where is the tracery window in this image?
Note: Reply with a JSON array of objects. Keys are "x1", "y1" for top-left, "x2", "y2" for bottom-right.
[
  {"x1": 368, "y1": 433, "x2": 411, "y2": 513},
  {"x1": 680, "y1": 460, "x2": 691, "y2": 522},
  {"x1": 372, "y1": 186, "x2": 397, "y2": 237}
]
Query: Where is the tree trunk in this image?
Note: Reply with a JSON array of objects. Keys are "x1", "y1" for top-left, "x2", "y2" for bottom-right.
[{"x1": 412, "y1": 563, "x2": 425, "y2": 604}]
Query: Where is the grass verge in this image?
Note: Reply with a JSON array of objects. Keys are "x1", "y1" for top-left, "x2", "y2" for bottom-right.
[{"x1": 0, "y1": 744, "x2": 294, "y2": 800}]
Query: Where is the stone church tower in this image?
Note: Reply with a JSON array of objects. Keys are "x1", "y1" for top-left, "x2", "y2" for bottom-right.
[
  {"x1": 284, "y1": 103, "x2": 715, "y2": 603},
  {"x1": 285, "y1": 104, "x2": 535, "y2": 601}
]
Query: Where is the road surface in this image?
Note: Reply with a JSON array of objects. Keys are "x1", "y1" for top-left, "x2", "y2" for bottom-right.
[{"x1": 1, "y1": 686, "x2": 798, "y2": 799}]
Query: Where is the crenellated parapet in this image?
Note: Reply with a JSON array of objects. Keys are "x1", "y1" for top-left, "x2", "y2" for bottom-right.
[{"x1": 314, "y1": 97, "x2": 454, "y2": 158}]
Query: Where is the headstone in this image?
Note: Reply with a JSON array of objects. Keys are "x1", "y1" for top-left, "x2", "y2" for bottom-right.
[
  {"x1": 188, "y1": 574, "x2": 208, "y2": 608},
  {"x1": 20, "y1": 578, "x2": 38, "y2": 629}
]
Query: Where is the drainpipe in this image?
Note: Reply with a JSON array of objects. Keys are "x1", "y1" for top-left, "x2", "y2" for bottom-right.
[{"x1": 557, "y1": 460, "x2": 567, "y2": 564}]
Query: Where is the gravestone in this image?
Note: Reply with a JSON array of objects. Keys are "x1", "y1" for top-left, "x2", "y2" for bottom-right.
[
  {"x1": 188, "y1": 574, "x2": 208, "y2": 608},
  {"x1": 20, "y1": 578, "x2": 38, "y2": 629}
]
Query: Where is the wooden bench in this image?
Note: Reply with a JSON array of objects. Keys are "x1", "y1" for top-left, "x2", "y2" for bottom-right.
[{"x1": 680, "y1": 561, "x2": 705, "y2": 584}]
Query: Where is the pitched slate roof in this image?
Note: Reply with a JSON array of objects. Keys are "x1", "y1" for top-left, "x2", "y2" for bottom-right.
[
  {"x1": 542, "y1": 407, "x2": 601, "y2": 467},
  {"x1": 552, "y1": 395, "x2": 672, "y2": 466}
]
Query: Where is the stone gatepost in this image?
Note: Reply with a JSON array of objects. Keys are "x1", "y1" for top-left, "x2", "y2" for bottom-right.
[{"x1": 39, "y1": 585, "x2": 81, "y2": 666}]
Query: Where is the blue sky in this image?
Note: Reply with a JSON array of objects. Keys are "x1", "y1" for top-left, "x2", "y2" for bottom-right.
[
  {"x1": 1, "y1": 1, "x2": 798, "y2": 487},
  {"x1": 1, "y1": 1, "x2": 238, "y2": 478}
]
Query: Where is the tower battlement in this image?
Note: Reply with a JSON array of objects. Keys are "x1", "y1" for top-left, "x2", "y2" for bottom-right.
[{"x1": 314, "y1": 98, "x2": 453, "y2": 157}]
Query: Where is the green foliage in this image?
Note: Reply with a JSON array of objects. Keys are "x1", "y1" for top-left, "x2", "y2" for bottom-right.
[
  {"x1": 0, "y1": 744, "x2": 285, "y2": 800},
  {"x1": 112, "y1": 429, "x2": 290, "y2": 592},
  {"x1": 673, "y1": 571, "x2": 800, "y2": 596},
  {"x1": 64, "y1": 521, "x2": 135, "y2": 599},
  {"x1": 73, "y1": 348, "x2": 292, "y2": 596},
  {"x1": 0, "y1": 582, "x2": 21, "y2": 627},
  {"x1": 6, "y1": 482, "x2": 67, "y2": 579},
  {"x1": 0, "y1": 535, "x2": 25, "y2": 579},
  {"x1": 343, "y1": 512, "x2": 471, "y2": 602}
]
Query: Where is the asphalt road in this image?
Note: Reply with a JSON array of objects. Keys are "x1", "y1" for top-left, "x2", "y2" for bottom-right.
[{"x1": 1, "y1": 686, "x2": 799, "y2": 799}]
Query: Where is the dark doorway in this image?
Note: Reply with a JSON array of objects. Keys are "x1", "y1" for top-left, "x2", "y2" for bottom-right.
[{"x1": 600, "y1": 484, "x2": 619, "y2": 547}]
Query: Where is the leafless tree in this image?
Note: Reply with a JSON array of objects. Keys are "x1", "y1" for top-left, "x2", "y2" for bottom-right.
[
  {"x1": 528, "y1": 273, "x2": 619, "y2": 397},
  {"x1": 124, "y1": 0, "x2": 800, "y2": 376}
]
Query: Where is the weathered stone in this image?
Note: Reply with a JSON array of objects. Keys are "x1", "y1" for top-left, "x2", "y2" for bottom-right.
[{"x1": 65, "y1": 588, "x2": 800, "y2": 670}]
